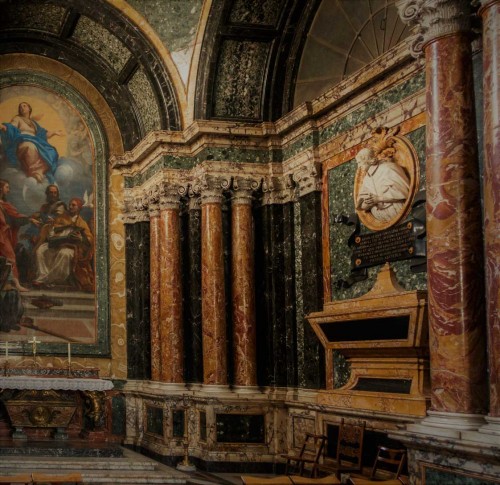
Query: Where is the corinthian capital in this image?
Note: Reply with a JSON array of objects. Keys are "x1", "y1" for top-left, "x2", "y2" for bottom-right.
[
  {"x1": 131, "y1": 194, "x2": 150, "y2": 222},
  {"x1": 261, "y1": 175, "x2": 295, "y2": 205},
  {"x1": 396, "y1": 0, "x2": 472, "y2": 57},
  {"x1": 159, "y1": 182, "x2": 185, "y2": 211},
  {"x1": 197, "y1": 174, "x2": 231, "y2": 205},
  {"x1": 231, "y1": 177, "x2": 261, "y2": 206},
  {"x1": 292, "y1": 161, "x2": 322, "y2": 198}
]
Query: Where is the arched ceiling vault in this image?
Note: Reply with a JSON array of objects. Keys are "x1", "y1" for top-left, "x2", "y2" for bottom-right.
[{"x1": 0, "y1": 0, "x2": 183, "y2": 150}]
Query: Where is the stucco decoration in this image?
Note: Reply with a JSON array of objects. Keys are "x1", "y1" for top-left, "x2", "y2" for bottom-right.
[{"x1": 354, "y1": 126, "x2": 419, "y2": 231}]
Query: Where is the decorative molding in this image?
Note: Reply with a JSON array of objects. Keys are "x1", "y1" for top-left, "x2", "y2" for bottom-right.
[
  {"x1": 148, "y1": 185, "x2": 161, "y2": 217},
  {"x1": 292, "y1": 161, "x2": 322, "y2": 198},
  {"x1": 261, "y1": 175, "x2": 295, "y2": 205},
  {"x1": 396, "y1": 0, "x2": 472, "y2": 57}
]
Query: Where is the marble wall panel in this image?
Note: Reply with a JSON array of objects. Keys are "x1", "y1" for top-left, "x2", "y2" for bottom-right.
[
  {"x1": 229, "y1": 0, "x2": 285, "y2": 26},
  {"x1": 294, "y1": 200, "x2": 305, "y2": 388},
  {"x1": 327, "y1": 126, "x2": 427, "y2": 302},
  {"x1": 2, "y1": 3, "x2": 66, "y2": 34},
  {"x1": 298, "y1": 192, "x2": 325, "y2": 389},
  {"x1": 126, "y1": 222, "x2": 151, "y2": 380},
  {"x1": 213, "y1": 40, "x2": 271, "y2": 120},
  {"x1": 128, "y1": 67, "x2": 162, "y2": 136},
  {"x1": 72, "y1": 15, "x2": 131, "y2": 72}
]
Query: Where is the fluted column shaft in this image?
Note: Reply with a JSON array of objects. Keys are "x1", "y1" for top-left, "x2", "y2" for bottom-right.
[
  {"x1": 159, "y1": 185, "x2": 184, "y2": 383},
  {"x1": 424, "y1": 11, "x2": 487, "y2": 413},
  {"x1": 480, "y1": 0, "x2": 500, "y2": 417},
  {"x1": 231, "y1": 181, "x2": 257, "y2": 387},
  {"x1": 148, "y1": 191, "x2": 161, "y2": 381},
  {"x1": 201, "y1": 183, "x2": 227, "y2": 385}
]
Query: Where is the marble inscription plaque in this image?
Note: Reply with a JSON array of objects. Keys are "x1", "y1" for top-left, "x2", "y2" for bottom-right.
[{"x1": 352, "y1": 221, "x2": 416, "y2": 269}]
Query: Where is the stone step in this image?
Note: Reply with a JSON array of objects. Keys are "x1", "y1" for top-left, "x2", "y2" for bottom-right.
[{"x1": 0, "y1": 448, "x2": 189, "y2": 484}]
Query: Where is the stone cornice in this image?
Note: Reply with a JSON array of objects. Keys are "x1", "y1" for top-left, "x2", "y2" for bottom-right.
[{"x1": 397, "y1": 0, "x2": 472, "y2": 57}]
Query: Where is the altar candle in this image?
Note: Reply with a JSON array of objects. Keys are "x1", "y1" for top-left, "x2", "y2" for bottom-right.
[{"x1": 68, "y1": 342, "x2": 71, "y2": 364}]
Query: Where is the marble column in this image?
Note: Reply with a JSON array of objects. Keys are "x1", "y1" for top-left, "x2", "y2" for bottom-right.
[
  {"x1": 158, "y1": 183, "x2": 184, "y2": 383},
  {"x1": 148, "y1": 186, "x2": 162, "y2": 381},
  {"x1": 124, "y1": 195, "x2": 151, "y2": 380},
  {"x1": 398, "y1": 0, "x2": 487, "y2": 431},
  {"x1": 231, "y1": 177, "x2": 258, "y2": 387},
  {"x1": 200, "y1": 175, "x2": 229, "y2": 385},
  {"x1": 479, "y1": 0, "x2": 500, "y2": 430}
]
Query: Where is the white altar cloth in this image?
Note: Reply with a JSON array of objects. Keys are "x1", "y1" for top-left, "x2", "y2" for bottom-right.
[{"x1": 0, "y1": 376, "x2": 113, "y2": 391}]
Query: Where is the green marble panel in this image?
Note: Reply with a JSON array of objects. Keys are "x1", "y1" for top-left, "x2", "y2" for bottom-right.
[
  {"x1": 72, "y1": 16, "x2": 131, "y2": 72},
  {"x1": 213, "y1": 40, "x2": 270, "y2": 119},
  {"x1": 425, "y1": 468, "x2": 498, "y2": 485},
  {"x1": 146, "y1": 405, "x2": 164, "y2": 436},
  {"x1": 127, "y1": 0, "x2": 202, "y2": 53},
  {"x1": 328, "y1": 126, "x2": 426, "y2": 301},
  {"x1": 229, "y1": 0, "x2": 284, "y2": 26},
  {"x1": 333, "y1": 350, "x2": 351, "y2": 388},
  {"x1": 2, "y1": 3, "x2": 66, "y2": 34},
  {"x1": 128, "y1": 67, "x2": 162, "y2": 135},
  {"x1": 318, "y1": 72, "x2": 425, "y2": 146}
]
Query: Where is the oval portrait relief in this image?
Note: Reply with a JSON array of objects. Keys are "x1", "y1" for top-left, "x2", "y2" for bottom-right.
[{"x1": 353, "y1": 126, "x2": 419, "y2": 232}]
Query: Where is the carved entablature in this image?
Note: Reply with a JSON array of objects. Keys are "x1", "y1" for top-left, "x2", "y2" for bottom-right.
[
  {"x1": 353, "y1": 126, "x2": 420, "y2": 232},
  {"x1": 396, "y1": 0, "x2": 472, "y2": 57},
  {"x1": 261, "y1": 175, "x2": 295, "y2": 205}
]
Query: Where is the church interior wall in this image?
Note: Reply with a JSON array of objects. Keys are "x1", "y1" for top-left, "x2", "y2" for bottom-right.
[{"x1": 0, "y1": 1, "x2": 498, "y2": 484}]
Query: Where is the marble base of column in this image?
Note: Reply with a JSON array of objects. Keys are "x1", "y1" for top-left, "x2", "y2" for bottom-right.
[
  {"x1": 407, "y1": 410, "x2": 486, "y2": 439},
  {"x1": 462, "y1": 416, "x2": 500, "y2": 445}
]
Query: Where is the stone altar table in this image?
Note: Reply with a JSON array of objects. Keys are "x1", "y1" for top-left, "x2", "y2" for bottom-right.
[{"x1": 0, "y1": 373, "x2": 113, "y2": 440}]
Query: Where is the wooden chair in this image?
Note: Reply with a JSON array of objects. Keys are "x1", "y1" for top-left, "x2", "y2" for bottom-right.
[
  {"x1": 369, "y1": 446, "x2": 406, "y2": 480},
  {"x1": 281, "y1": 432, "x2": 327, "y2": 477},
  {"x1": 31, "y1": 473, "x2": 83, "y2": 484},
  {"x1": 317, "y1": 419, "x2": 365, "y2": 479},
  {"x1": 0, "y1": 474, "x2": 32, "y2": 484}
]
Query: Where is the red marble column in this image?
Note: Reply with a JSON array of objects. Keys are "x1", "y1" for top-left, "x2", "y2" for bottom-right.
[
  {"x1": 424, "y1": 12, "x2": 487, "y2": 415},
  {"x1": 159, "y1": 183, "x2": 184, "y2": 383},
  {"x1": 398, "y1": 0, "x2": 488, "y2": 421},
  {"x1": 231, "y1": 177, "x2": 257, "y2": 387},
  {"x1": 200, "y1": 176, "x2": 228, "y2": 385},
  {"x1": 148, "y1": 187, "x2": 161, "y2": 381},
  {"x1": 480, "y1": 0, "x2": 500, "y2": 419}
]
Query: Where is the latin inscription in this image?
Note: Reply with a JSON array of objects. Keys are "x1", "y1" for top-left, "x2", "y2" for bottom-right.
[{"x1": 352, "y1": 221, "x2": 415, "y2": 269}]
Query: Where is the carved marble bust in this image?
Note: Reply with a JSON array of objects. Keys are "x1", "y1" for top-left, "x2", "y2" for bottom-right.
[{"x1": 354, "y1": 126, "x2": 419, "y2": 231}]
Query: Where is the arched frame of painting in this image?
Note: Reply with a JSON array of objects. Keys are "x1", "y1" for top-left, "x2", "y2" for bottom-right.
[{"x1": 0, "y1": 54, "x2": 125, "y2": 375}]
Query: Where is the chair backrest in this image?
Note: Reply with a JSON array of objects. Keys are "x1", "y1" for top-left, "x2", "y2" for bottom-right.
[
  {"x1": 300, "y1": 432, "x2": 327, "y2": 461},
  {"x1": 370, "y1": 446, "x2": 406, "y2": 479},
  {"x1": 335, "y1": 419, "x2": 365, "y2": 471}
]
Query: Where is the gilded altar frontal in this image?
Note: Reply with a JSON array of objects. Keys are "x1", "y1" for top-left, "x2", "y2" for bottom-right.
[{"x1": 0, "y1": 1, "x2": 498, "y2": 484}]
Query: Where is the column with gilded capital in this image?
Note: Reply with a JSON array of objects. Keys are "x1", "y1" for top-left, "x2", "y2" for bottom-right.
[
  {"x1": 398, "y1": 0, "x2": 487, "y2": 428},
  {"x1": 124, "y1": 195, "x2": 151, "y2": 379},
  {"x1": 231, "y1": 177, "x2": 258, "y2": 387},
  {"x1": 479, "y1": 0, "x2": 500, "y2": 430},
  {"x1": 200, "y1": 176, "x2": 229, "y2": 385},
  {"x1": 159, "y1": 183, "x2": 184, "y2": 383},
  {"x1": 148, "y1": 186, "x2": 162, "y2": 381}
]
